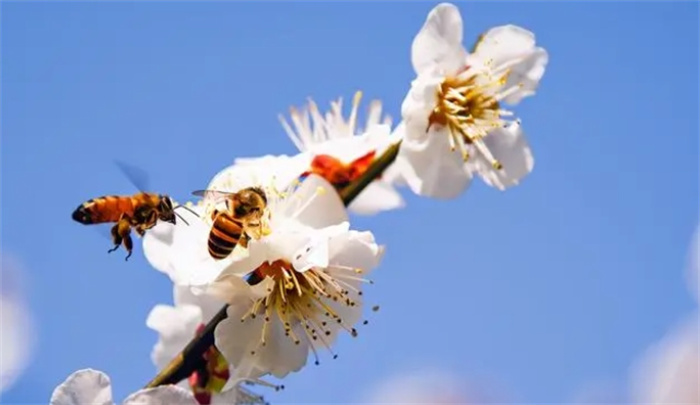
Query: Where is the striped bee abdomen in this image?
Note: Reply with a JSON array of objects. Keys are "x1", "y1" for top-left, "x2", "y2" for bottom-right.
[
  {"x1": 72, "y1": 196, "x2": 135, "y2": 224},
  {"x1": 208, "y1": 211, "x2": 244, "y2": 260}
]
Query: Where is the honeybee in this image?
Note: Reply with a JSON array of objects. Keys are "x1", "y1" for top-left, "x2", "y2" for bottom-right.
[
  {"x1": 191, "y1": 187, "x2": 268, "y2": 260},
  {"x1": 72, "y1": 161, "x2": 196, "y2": 261}
]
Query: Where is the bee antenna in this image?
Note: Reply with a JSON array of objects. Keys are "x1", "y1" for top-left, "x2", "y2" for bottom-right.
[
  {"x1": 174, "y1": 211, "x2": 190, "y2": 226},
  {"x1": 175, "y1": 204, "x2": 200, "y2": 218}
]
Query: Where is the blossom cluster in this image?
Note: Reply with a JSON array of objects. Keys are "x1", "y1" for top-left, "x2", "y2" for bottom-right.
[{"x1": 51, "y1": 4, "x2": 548, "y2": 405}]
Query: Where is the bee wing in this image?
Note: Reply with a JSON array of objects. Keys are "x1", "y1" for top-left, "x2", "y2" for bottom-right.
[
  {"x1": 114, "y1": 160, "x2": 151, "y2": 193},
  {"x1": 191, "y1": 189, "x2": 236, "y2": 204}
]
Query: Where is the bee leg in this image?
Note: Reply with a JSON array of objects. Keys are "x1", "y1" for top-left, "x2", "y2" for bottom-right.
[
  {"x1": 108, "y1": 223, "x2": 122, "y2": 254},
  {"x1": 239, "y1": 233, "x2": 250, "y2": 249},
  {"x1": 123, "y1": 233, "x2": 134, "y2": 261}
]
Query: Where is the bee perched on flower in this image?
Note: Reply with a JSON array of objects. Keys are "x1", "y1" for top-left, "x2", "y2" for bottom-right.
[
  {"x1": 397, "y1": 2, "x2": 549, "y2": 198},
  {"x1": 180, "y1": 174, "x2": 384, "y2": 379},
  {"x1": 234, "y1": 92, "x2": 405, "y2": 215}
]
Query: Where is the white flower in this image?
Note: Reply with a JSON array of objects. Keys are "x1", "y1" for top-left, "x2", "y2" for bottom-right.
[
  {"x1": 49, "y1": 369, "x2": 198, "y2": 405},
  {"x1": 235, "y1": 92, "x2": 405, "y2": 215},
  {"x1": 192, "y1": 174, "x2": 384, "y2": 379},
  {"x1": 146, "y1": 285, "x2": 277, "y2": 404},
  {"x1": 630, "y1": 315, "x2": 699, "y2": 404},
  {"x1": 0, "y1": 255, "x2": 35, "y2": 394},
  {"x1": 143, "y1": 156, "x2": 306, "y2": 285},
  {"x1": 397, "y1": 2, "x2": 548, "y2": 198}
]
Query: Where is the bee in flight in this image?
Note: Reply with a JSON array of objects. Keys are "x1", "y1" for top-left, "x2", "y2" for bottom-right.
[
  {"x1": 192, "y1": 187, "x2": 268, "y2": 260},
  {"x1": 72, "y1": 161, "x2": 196, "y2": 261}
]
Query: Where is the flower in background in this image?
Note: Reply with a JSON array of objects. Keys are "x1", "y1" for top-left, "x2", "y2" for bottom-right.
[
  {"x1": 195, "y1": 175, "x2": 384, "y2": 379},
  {"x1": 235, "y1": 92, "x2": 404, "y2": 215},
  {"x1": 367, "y1": 369, "x2": 476, "y2": 404},
  {"x1": 50, "y1": 369, "x2": 199, "y2": 405},
  {"x1": 0, "y1": 255, "x2": 36, "y2": 395},
  {"x1": 630, "y1": 316, "x2": 699, "y2": 404},
  {"x1": 142, "y1": 155, "x2": 307, "y2": 285},
  {"x1": 629, "y1": 226, "x2": 699, "y2": 405},
  {"x1": 146, "y1": 285, "x2": 277, "y2": 405},
  {"x1": 397, "y1": 2, "x2": 548, "y2": 198}
]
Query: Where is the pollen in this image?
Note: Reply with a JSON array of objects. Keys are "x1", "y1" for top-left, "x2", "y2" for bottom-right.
[
  {"x1": 242, "y1": 259, "x2": 372, "y2": 365},
  {"x1": 429, "y1": 65, "x2": 518, "y2": 170}
]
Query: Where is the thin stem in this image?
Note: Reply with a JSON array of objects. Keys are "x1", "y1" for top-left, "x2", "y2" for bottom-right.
[{"x1": 144, "y1": 140, "x2": 402, "y2": 389}]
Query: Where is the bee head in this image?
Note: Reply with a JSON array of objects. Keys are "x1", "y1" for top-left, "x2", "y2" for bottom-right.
[
  {"x1": 158, "y1": 195, "x2": 177, "y2": 224},
  {"x1": 233, "y1": 187, "x2": 267, "y2": 219}
]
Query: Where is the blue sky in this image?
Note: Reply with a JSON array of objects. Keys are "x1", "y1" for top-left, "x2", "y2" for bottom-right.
[{"x1": 1, "y1": 1, "x2": 698, "y2": 403}]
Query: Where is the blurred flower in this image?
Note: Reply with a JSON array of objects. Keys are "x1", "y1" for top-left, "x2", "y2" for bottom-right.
[
  {"x1": 367, "y1": 369, "x2": 473, "y2": 404},
  {"x1": 146, "y1": 285, "x2": 276, "y2": 405},
  {"x1": 50, "y1": 369, "x2": 199, "y2": 405},
  {"x1": 630, "y1": 315, "x2": 699, "y2": 404},
  {"x1": 0, "y1": 255, "x2": 36, "y2": 394},
  {"x1": 198, "y1": 175, "x2": 384, "y2": 379},
  {"x1": 235, "y1": 92, "x2": 405, "y2": 215},
  {"x1": 397, "y1": 2, "x2": 548, "y2": 198},
  {"x1": 142, "y1": 155, "x2": 306, "y2": 285}
]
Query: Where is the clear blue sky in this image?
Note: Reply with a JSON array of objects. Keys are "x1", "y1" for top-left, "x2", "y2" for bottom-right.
[{"x1": 1, "y1": 1, "x2": 698, "y2": 403}]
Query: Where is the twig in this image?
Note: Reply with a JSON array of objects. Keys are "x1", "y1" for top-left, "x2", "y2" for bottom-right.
[{"x1": 144, "y1": 140, "x2": 402, "y2": 389}]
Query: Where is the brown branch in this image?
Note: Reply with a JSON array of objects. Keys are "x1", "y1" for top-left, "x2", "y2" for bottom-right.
[{"x1": 144, "y1": 140, "x2": 402, "y2": 389}]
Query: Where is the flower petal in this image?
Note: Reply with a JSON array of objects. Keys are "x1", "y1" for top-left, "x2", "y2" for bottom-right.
[
  {"x1": 122, "y1": 386, "x2": 197, "y2": 405},
  {"x1": 397, "y1": 125, "x2": 473, "y2": 198},
  {"x1": 207, "y1": 273, "x2": 272, "y2": 306},
  {"x1": 212, "y1": 154, "x2": 307, "y2": 194},
  {"x1": 411, "y1": 3, "x2": 467, "y2": 75},
  {"x1": 631, "y1": 315, "x2": 699, "y2": 404},
  {"x1": 145, "y1": 304, "x2": 202, "y2": 371},
  {"x1": 472, "y1": 25, "x2": 548, "y2": 105},
  {"x1": 348, "y1": 181, "x2": 405, "y2": 216},
  {"x1": 215, "y1": 305, "x2": 308, "y2": 379},
  {"x1": 142, "y1": 222, "x2": 176, "y2": 276},
  {"x1": 173, "y1": 285, "x2": 225, "y2": 322},
  {"x1": 280, "y1": 174, "x2": 348, "y2": 229},
  {"x1": 50, "y1": 369, "x2": 113, "y2": 405},
  {"x1": 329, "y1": 230, "x2": 383, "y2": 277},
  {"x1": 469, "y1": 122, "x2": 534, "y2": 190}
]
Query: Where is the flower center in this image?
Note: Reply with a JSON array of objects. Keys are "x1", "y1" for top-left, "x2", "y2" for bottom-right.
[
  {"x1": 243, "y1": 259, "x2": 371, "y2": 365},
  {"x1": 429, "y1": 67, "x2": 517, "y2": 170},
  {"x1": 301, "y1": 151, "x2": 377, "y2": 189}
]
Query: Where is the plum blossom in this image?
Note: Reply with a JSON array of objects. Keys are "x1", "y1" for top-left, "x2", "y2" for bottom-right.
[
  {"x1": 0, "y1": 255, "x2": 35, "y2": 394},
  {"x1": 146, "y1": 285, "x2": 277, "y2": 405},
  {"x1": 630, "y1": 316, "x2": 699, "y2": 404},
  {"x1": 397, "y1": 2, "x2": 548, "y2": 198},
  {"x1": 235, "y1": 92, "x2": 405, "y2": 215},
  {"x1": 50, "y1": 369, "x2": 198, "y2": 405},
  {"x1": 142, "y1": 155, "x2": 307, "y2": 285},
  {"x1": 182, "y1": 174, "x2": 384, "y2": 379}
]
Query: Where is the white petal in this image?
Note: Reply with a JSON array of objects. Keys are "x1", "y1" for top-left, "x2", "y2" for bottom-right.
[
  {"x1": 122, "y1": 386, "x2": 197, "y2": 405},
  {"x1": 411, "y1": 3, "x2": 467, "y2": 75},
  {"x1": 142, "y1": 222, "x2": 176, "y2": 276},
  {"x1": 212, "y1": 154, "x2": 308, "y2": 194},
  {"x1": 329, "y1": 230, "x2": 383, "y2": 277},
  {"x1": 280, "y1": 174, "x2": 348, "y2": 229},
  {"x1": 472, "y1": 25, "x2": 548, "y2": 105},
  {"x1": 145, "y1": 304, "x2": 202, "y2": 371},
  {"x1": 397, "y1": 124, "x2": 473, "y2": 199},
  {"x1": 207, "y1": 273, "x2": 271, "y2": 306},
  {"x1": 470, "y1": 122, "x2": 534, "y2": 190},
  {"x1": 291, "y1": 223, "x2": 350, "y2": 272},
  {"x1": 169, "y1": 216, "x2": 232, "y2": 287},
  {"x1": 173, "y1": 284, "x2": 225, "y2": 322},
  {"x1": 631, "y1": 315, "x2": 699, "y2": 404},
  {"x1": 215, "y1": 305, "x2": 308, "y2": 379},
  {"x1": 348, "y1": 181, "x2": 405, "y2": 216},
  {"x1": 50, "y1": 369, "x2": 113, "y2": 405}
]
